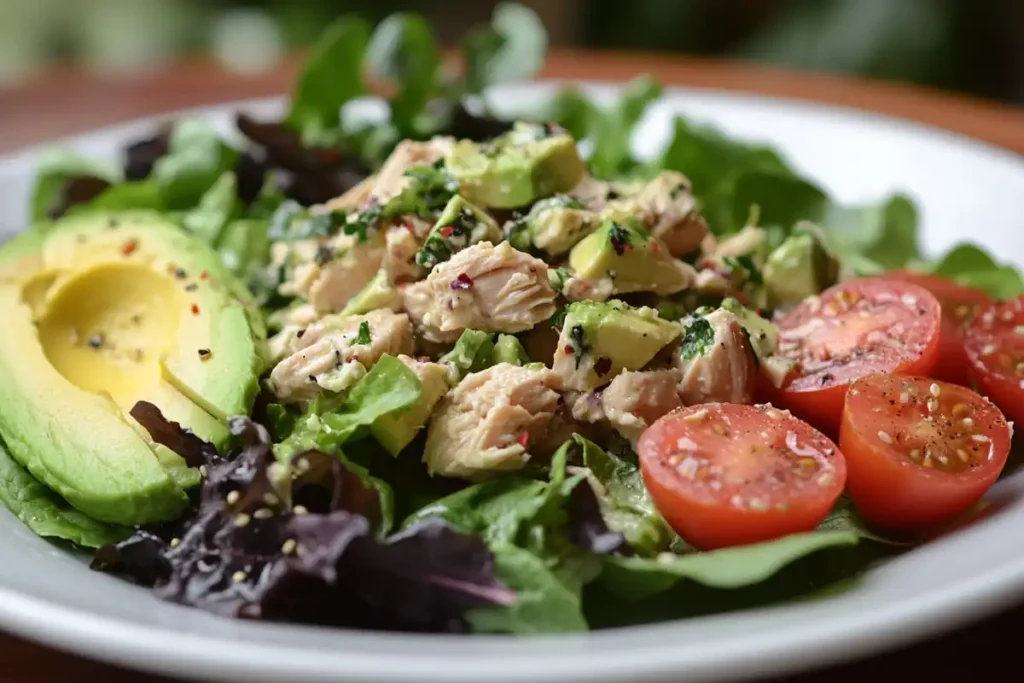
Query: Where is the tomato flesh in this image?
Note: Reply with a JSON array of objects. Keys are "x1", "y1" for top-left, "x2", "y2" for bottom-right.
[
  {"x1": 771, "y1": 278, "x2": 941, "y2": 433},
  {"x1": 638, "y1": 403, "x2": 847, "y2": 550},
  {"x1": 964, "y1": 296, "x2": 1024, "y2": 425},
  {"x1": 881, "y1": 270, "x2": 991, "y2": 386},
  {"x1": 840, "y1": 374, "x2": 1010, "y2": 530}
]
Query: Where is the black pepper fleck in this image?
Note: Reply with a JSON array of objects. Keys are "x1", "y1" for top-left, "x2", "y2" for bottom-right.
[
  {"x1": 87, "y1": 334, "x2": 104, "y2": 349},
  {"x1": 185, "y1": 283, "x2": 198, "y2": 292},
  {"x1": 174, "y1": 268, "x2": 187, "y2": 280},
  {"x1": 297, "y1": 329, "x2": 306, "y2": 339}
]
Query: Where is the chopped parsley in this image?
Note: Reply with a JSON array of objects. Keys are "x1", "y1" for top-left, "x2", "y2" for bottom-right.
[
  {"x1": 354, "y1": 321, "x2": 372, "y2": 345},
  {"x1": 415, "y1": 234, "x2": 453, "y2": 269},
  {"x1": 608, "y1": 222, "x2": 633, "y2": 256},
  {"x1": 679, "y1": 316, "x2": 714, "y2": 360},
  {"x1": 723, "y1": 254, "x2": 763, "y2": 286}
]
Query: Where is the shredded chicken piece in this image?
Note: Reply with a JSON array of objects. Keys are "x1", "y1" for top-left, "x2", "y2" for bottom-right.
[
  {"x1": 384, "y1": 226, "x2": 426, "y2": 284},
  {"x1": 400, "y1": 279, "x2": 463, "y2": 345},
  {"x1": 600, "y1": 369, "x2": 684, "y2": 444},
  {"x1": 424, "y1": 363, "x2": 562, "y2": 479},
  {"x1": 318, "y1": 174, "x2": 377, "y2": 213},
  {"x1": 268, "y1": 310, "x2": 413, "y2": 403},
  {"x1": 283, "y1": 232, "x2": 386, "y2": 313},
  {"x1": 370, "y1": 138, "x2": 454, "y2": 204},
  {"x1": 603, "y1": 171, "x2": 708, "y2": 257},
  {"x1": 675, "y1": 309, "x2": 757, "y2": 405},
  {"x1": 422, "y1": 241, "x2": 556, "y2": 334}
]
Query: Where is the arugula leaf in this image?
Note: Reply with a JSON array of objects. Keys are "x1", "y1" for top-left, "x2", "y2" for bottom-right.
[
  {"x1": 467, "y1": 542, "x2": 588, "y2": 633},
  {"x1": 182, "y1": 172, "x2": 241, "y2": 246},
  {"x1": 462, "y1": 3, "x2": 548, "y2": 95},
  {"x1": 0, "y1": 440, "x2": 130, "y2": 548},
  {"x1": 929, "y1": 244, "x2": 1024, "y2": 299},
  {"x1": 366, "y1": 13, "x2": 440, "y2": 134},
  {"x1": 822, "y1": 194, "x2": 919, "y2": 271},
  {"x1": 31, "y1": 149, "x2": 121, "y2": 222},
  {"x1": 286, "y1": 16, "x2": 370, "y2": 142},
  {"x1": 151, "y1": 119, "x2": 239, "y2": 211},
  {"x1": 569, "y1": 435, "x2": 674, "y2": 556},
  {"x1": 599, "y1": 529, "x2": 860, "y2": 602}
]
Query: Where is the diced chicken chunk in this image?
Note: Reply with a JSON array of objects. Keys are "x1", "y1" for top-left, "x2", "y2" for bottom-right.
[
  {"x1": 422, "y1": 241, "x2": 556, "y2": 334},
  {"x1": 368, "y1": 138, "x2": 454, "y2": 204},
  {"x1": 384, "y1": 225, "x2": 426, "y2": 284},
  {"x1": 269, "y1": 310, "x2": 414, "y2": 403},
  {"x1": 400, "y1": 279, "x2": 463, "y2": 345},
  {"x1": 603, "y1": 171, "x2": 708, "y2": 257},
  {"x1": 283, "y1": 231, "x2": 387, "y2": 313},
  {"x1": 600, "y1": 369, "x2": 684, "y2": 444},
  {"x1": 424, "y1": 363, "x2": 562, "y2": 479},
  {"x1": 675, "y1": 309, "x2": 757, "y2": 405},
  {"x1": 560, "y1": 275, "x2": 613, "y2": 303}
]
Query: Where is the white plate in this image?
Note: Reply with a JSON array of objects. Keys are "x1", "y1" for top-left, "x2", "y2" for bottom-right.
[{"x1": 2, "y1": 83, "x2": 1024, "y2": 683}]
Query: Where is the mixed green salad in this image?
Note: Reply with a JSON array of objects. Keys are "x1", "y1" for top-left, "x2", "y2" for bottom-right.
[{"x1": 1, "y1": 4, "x2": 1023, "y2": 634}]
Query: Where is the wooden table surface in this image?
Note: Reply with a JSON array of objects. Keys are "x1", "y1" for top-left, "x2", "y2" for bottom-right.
[{"x1": 1, "y1": 50, "x2": 1023, "y2": 682}]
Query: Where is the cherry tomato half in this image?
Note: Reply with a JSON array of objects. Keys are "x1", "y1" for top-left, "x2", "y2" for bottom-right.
[
  {"x1": 964, "y1": 296, "x2": 1024, "y2": 425},
  {"x1": 638, "y1": 403, "x2": 846, "y2": 550},
  {"x1": 770, "y1": 278, "x2": 941, "y2": 433},
  {"x1": 881, "y1": 270, "x2": 991, "y2": 386},
  {"x1": 840, "y1": 374, "x2": 1010, "y2": 531}
]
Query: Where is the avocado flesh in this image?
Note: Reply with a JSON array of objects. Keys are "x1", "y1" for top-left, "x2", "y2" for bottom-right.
[
  {"x1": 0, "y1": 211, "x2": 264, "y2": 523},
  {"x1": 371, "y1": 361, "x2": 449, "y2": 456},
  {"x1": 569, "y1": 221, "x2": 689, "y2": 296},
  {"x1": 42, "y1": 211, "x2": 264, "y2": 420},
  {"x1": 553, "y1": 301, "x2": 681, "y2": 391},
  {"x1": 0, "y1": 283, "x2": 188, "y2": 524},
  {"x1": 341, "y1": 269, "x2": 401, "y2": 316},
  {"x1": 492, "y1": 334, "x2": 530, "y2": 366},
  {"x1": 445, "y1": 123, "x2": 585, "y2": 209}
]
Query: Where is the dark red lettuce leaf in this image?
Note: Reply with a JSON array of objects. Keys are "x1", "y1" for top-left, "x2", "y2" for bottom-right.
[
  {"x1": 94, "y1": 405, "x2": 511, "y2": 632},
  {"x1": 123, "y1": 129, "x2": 171, "y2": 181},
  {"x1": 48, "y1": 176, "x2": 112, "y2": 219},
  {"x1": 566, "y1": 479, "x2": 633, "y2": 557}
]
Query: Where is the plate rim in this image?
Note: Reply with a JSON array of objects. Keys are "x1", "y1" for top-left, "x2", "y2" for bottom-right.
[{"x1": 1, "y1": 81, "x2": 1024, "y2": 683}]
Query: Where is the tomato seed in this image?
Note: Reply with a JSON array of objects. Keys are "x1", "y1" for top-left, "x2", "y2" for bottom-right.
[
  {"x1": 957, "y1": 448, "x2": 970, "y2": 462},
  {"x1": 909, "y1": 449, "x2": 922, "y2": 461},
  {"x1": 929, "y1": 383, "x2": 941, "y2": 397},
  {"x1": 878, "y1": 430, "x2": 893, "y2": 444},
  {"x1": 972, "y1": 434, "x2": 990, "y2": 443}
]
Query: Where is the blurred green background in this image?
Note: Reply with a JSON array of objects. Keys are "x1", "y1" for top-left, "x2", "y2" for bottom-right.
[{"x1": 1, "y1": 0, "x2": 1021, "y2": 104}]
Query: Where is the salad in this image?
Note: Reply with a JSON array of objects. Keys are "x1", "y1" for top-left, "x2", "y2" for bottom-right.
[{"x1": 1, "y1": 4, "x2": 1023, "y2": 635}]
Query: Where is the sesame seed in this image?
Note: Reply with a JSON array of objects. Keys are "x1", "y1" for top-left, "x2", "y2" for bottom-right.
[
  {"x1": 963, "y1": 417, "x2": 975, "y2": 429},
  {"x1": 226, "y1": 491, "x2": 240, "y2": 505},
  {"x1": 982, "y1": 344, "x2": 997, "y2": 355},
  {"x1": 927, "y1": 398, "x2": 939, "y2": 413},
  {"x1": 683, "y1": 409, "x2": 708, "y2": 422},
  {"x1": 972, "y1": 434, "x2": 990, "y2": 443},
  {"x1": 264, "y1": 493, "x2": 279, "y2": 506},
  {"x1": 1015, "y1": 326, "x2": 1024, "y2": 336},
  {"x1": 199, "y1": 465, "x2": 208, "y2": 478},
  {"x1": 1001, "y1": 310, "x2": 1013, "y2": 322},
  {"x1": 292, "y1": 505, "x2": 308, "y2": 516},
  {"x1": 748, "y1": 498, "x2": 769, "y2": 511},
  {"x1": 170, "y1": 538, "x2": 180, "y2": 548},
  {"x1": 957, "y1": 448, "x2": 970, "y2": 462},
  {"x1": 937, "y1": 454, "x2": 949, "y2": 465},
  {"x1": 877, "y1": 430, "x2": 893, "y2": 444},
  {"x1": 232, "y1": 571, "x2": 247, "y2": 583},
  {"x1": 817, "y1": 473, "x2": 835, "y2": 486},
  {"x1": 929, "y1": 383, "x2": 941, "y2": 397},
  {"x1": 233, "y1": 513, "x2": 251, "y2": 527},
  {"x1": 899, "y1": 391, "x2": 910, "y2": 404},
  {"x1": 253, "y1": 508, "x2": 274, "y2": 520},
  {"x1": 901, "y1": 294, "x2": 918, "y2": 307},
  {"x1": 281, "y1": 539, "x2": 298, "y2": 556}
]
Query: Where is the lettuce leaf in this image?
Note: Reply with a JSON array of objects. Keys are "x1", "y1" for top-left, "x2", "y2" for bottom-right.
[
  {"x1": 928, "y1": 244, "x2": 1024, "y2": 299},
  {"x1": 366, "y1": 13, "x2": 441, "y2": 134},
  {"x1": 30, "y1": 149, "x2": 122, "y2": 222}
]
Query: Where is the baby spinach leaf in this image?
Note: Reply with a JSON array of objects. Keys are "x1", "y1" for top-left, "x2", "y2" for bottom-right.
[
  {"x1": 821, "y1": 194, "x2": 919, "y2": 270},
  {"x1": 366, "y1": 13, "x2": 440, "y2": 134},
  {"x1": 151, "y1": 119, "x2": 239, "y2": 211},
  {"x1": 462, "y1": 3, "x2": 548, "y2": 95},
  {"x1": 929, "y1": 243, "x2": 1024, "y2": 299},
  {"x1": 183, "y1": 172, "x2": 241, "y2": 246},
  {"x1": 0, "y1": 440, "x2": 130, "y2": 548},
  {"x1": 31, "y1": 148, "x2": 122, "y2": 222},
  {"x1": 570, "y1": 435, "x2": 674, "y2": 556},
  {"x1": 286, "y1": 16, "x2": 369, "y2": 142},
  {"x1": 467, "y1": 542, "x2": 588, "y2": 633},
  {"x1": 600, "y1": 529, "x2": 860, "y2": 602}
]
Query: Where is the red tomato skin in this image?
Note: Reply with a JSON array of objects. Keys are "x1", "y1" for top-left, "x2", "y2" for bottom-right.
[
  {"x1": 839, "y1": 376, "x2": 1010, "y2": 531},
  {"x1": 638, "y1": 404, "x2": 847, "y2": 550},
  {"x1": 881, "y1": 271, "x2": 992, "y2": 386},
  {"x1": 774, "y1": 278, "x2": 942, "y2": 434},
  {"x1": 965, "y1": 297, "x2": 1024, "y2": 425}
]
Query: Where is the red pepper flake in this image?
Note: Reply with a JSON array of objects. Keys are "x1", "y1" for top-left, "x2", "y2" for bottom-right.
[
  {"x1": 649, "y1": 240, "x2": 660, "y2": 254},
  {"x1": 198, "y1": 348, "x2": 212, "y2": 361},
  {"x1": 450, "y1": 273, "x2": 474, "y2": 291},
  {"x1": 191, "y1": 304, "x2": 200, "y2": 316},
  {"x1": 517, "y1": 432, "x2": 530, "y2": 448},
  {"x1": 345, "y1": 355, "x2": 357, "y2": 363},
  {"x1": 563, "y1": 345, "x2": 574, "y2": 355},
  {"x1": 121, "y1": 239, "x2": 138, "y2": 256},
  {"x1": 401, "y1": 215, "x2": 416, "y2": 231},
  {"x1": 439, "y1": 226, "x2": 453, "y2": 237},
  {"x1": 200, "y1": 270, "x2": 209, "y2": 280}
]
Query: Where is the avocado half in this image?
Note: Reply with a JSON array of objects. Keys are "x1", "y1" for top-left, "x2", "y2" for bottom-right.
[{"x1": 0, "y1": 211, "x2": 266, "y2": 525}]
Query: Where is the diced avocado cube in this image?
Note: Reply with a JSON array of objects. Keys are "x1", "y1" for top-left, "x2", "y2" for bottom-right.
[
  {"x1": 340, "y1": 269, "x2": 402, "y2": 315},
  {"x1": 552, "y1": 300, "x2": 681, "y2": 391},
  {"x1": 415, "y1": 195, "x2": 502, "y2": 270},
  {"x1": 763, "y1": 225, "x2": 839, "y2": 308},
  {"x1": 505, "y1": 194, "x2": 597, "y2": 256},
  {"x1": 445, "y1": 122, "x2": 586, "y2": 209},
  {"x1": 491, "y1": 334, "x2": 530, "y2": 366},
  {"x1": 371, "y1": 358, "x2": 451, "y2": 456},
  {"x1": 569, "y1": 219, "x2": 690, "y2": 296}
]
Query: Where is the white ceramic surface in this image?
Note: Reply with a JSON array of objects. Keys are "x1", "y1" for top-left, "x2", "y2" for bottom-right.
[{"x1": 1, "y1": 83, "x2": 1024, "y2": 683}]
